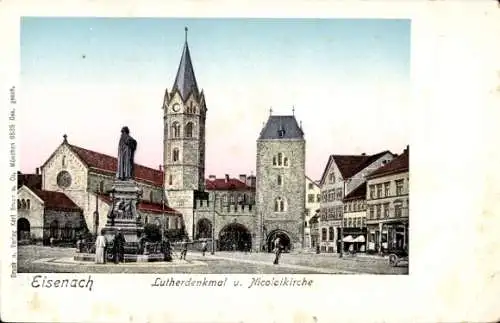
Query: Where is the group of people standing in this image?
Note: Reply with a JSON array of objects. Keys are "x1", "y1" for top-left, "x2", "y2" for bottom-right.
[
  {"x1": 94, "y1": 229, "x2": 126, "y2": 264},
  {"x1": 93, "y1": 229, "x2": 184, "y2": 264}
]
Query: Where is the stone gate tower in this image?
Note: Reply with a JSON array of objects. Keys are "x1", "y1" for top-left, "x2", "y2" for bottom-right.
[
  {"x1": 163, "y1": 28, "x2": 207, "y2": 239},
  {"x1": 255, "y1": 113, "x2": 306, "y2": 252}
]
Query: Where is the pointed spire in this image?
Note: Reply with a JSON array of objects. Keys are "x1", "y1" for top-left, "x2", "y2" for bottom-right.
[
  {"x1": 172, "y1": 27, "x2": 199, "y2": 101},
  {"x1": 269, "y1": 107, "x2": 273, "y2": 116},
  {"x1": 185, "y1": 26, "x2": 188, "y2": 43},
  {"x1": 292, "y1": 105, "x2": 295, "y2": 115}
]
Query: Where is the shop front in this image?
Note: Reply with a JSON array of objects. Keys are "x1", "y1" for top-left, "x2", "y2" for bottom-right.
[
  {"x1": 367, "y1": 220, "x2": 408, "y2": 254},
  {"x1": 336, "y1": 227, "x2": 367, "y2": 253}
]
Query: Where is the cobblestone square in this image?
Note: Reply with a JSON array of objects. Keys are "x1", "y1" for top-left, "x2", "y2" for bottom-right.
[{"x1": 18, "y1": 246, "x2": 408, "y2": 275}]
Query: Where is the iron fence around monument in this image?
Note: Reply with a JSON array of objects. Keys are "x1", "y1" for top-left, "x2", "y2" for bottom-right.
[{"x1": 76, "y1": 240, "x2": 164, "y2": 255}]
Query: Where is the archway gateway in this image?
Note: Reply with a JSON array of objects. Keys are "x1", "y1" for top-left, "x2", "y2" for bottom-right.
[
  {"x1": 266, "y1": 230, "x2": 291, "y2": 253},
  {"x1": 218, "y1": 223, "x2": 252, "y2": 251},
  {"x1": 17, "y1": 218, "x2": 31, "y2": 241}
]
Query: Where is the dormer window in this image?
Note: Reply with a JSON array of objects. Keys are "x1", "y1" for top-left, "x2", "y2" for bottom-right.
[{"x1": 277, "y1": 125, "x2": 285, "y2": 138}]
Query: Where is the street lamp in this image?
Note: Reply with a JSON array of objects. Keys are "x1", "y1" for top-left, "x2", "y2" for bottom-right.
[{"x1": 211, "y1": 192, "x2": 219, "y2": 255}]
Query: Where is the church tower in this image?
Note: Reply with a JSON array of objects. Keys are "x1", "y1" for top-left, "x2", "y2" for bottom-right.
[
  {"x1": 255, "y1": 111, "x2": 306, "y2": 251},
  {"x1": 163, "y1": 28, "x2": 206, "y2": 239}
]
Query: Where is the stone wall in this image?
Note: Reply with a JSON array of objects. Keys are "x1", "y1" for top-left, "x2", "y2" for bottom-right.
[
  {"x1": 163, "y1": 91, "x2": 206, "y2": 192},
  {"x1": 17, "y1": 186, "x2": 44, "y2": 240},
  {"x1": 256, "y1": 139, "x2": 306, "y2": 251}
]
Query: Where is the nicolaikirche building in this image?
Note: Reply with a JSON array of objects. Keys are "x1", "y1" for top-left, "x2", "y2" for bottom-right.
[{"x1": 17, "y1": 32, "x2": 306, "y2": 252}]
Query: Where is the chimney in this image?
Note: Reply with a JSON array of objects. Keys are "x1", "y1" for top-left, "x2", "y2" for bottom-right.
[
  {"x1": 35, "y1": 167, "x2": 40, "y2": 175},
  {"x1": 159, "y1": 165, "x2": 163, "y2": 171},
  {"x1": 239, "y1": 174, "x2": 247, "y2": 183},
  {"x1": 208, "y1": 175, "x2": 216, "y2": 181},
  {"x1": 225, "y1": 174, "x2": 230, "y2": 183},
  {"x1": 361, "y1": 153, "x2": 366, "y2": 156},
  {"x1": 248, "y1": 175, "x2": 256, "y2": 188}
]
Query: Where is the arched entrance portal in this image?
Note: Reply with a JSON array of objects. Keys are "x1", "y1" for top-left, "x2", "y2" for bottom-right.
[
  {"x1": 267, "y1": 230, "x2": 291, "y2": 253},
  {"x1": 218, "y1": 223, "x2": 252, "y2": 251},
  {"x1": 17, "y1": 218, "x2": 31, "y2": 241},
  {"x1": 196, "y1": 218, "x2": 212, "y2": 239}
]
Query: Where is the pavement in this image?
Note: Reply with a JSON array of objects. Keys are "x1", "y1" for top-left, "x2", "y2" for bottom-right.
[{"x1": 17, "y1": 246, "x2": 408, "y2": 275}]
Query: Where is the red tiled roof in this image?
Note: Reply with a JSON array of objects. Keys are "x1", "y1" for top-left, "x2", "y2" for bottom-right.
[
  {"x1": 97, "y1": 194, "x2": 181, "y2": 215},
  {"x1": 31, "y1": 188, "x2": 81, "y2": 211},
  {"x1": 68, "y1": 144, "x2": 164, "y2": 186},
  {"x1": 18, "y1": 173, "x2": 42, "y2": 190},
  {"x1": 344, "y1": 182, "x2": 367, "y2": 201},
  {"x1": 205, "y1": 178, "x2": 253, "y2": 191},
  {"x1": 368, "y1": 147, "x2": 409, "y2": 179},
  {"x1": 320, "y1": 150, "x2": 392, "y2": 184}
]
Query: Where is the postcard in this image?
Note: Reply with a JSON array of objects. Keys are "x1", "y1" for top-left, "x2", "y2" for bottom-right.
[{"x1": 1, "y1": 1, "x2": 499, "y2": 322}]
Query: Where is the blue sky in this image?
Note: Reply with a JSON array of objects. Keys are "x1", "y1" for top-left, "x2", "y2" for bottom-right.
[{"x1": 20, "y1": 17, "x2": 410, "y2": 179}]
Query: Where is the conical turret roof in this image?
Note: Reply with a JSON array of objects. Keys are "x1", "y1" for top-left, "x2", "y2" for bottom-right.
[{"x1": 172, "y1": 40, "x2": 199, "y2": 101}]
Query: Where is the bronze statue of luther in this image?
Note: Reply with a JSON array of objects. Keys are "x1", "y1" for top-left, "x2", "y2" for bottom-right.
[{"x1": 116, "y1": 126, "x2": 137, "y2": 181}]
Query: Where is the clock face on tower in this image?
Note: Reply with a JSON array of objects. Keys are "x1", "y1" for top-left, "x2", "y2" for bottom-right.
[{"x1": 172, "y1": 103, "x2": 180, "y2": 113}]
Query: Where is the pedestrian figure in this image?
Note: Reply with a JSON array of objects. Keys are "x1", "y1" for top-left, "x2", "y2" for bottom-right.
[
  {"x1": 76, "y1": 236, "x2": 82, "y2": 253},
  {"x1": 95, "y1": 229, "x2": 107, "y2": 264},
  {"x1": 316, "y1": 244, "x2": 320, "y2": 254},
  {"x1": 180, "y1": 238, "x2": 188, "y2": 260},
  {"x1": 201, "y1": 240, "x2": 207, "y2": 256},
  {"x1": 113, "y1": 229, "x2": 126, "y2": 264},
  {"x1": 161, "y1": 235, "x2": 172, "y2": 262},
  {"x1": 138, "y1": 232, "x2": 147, "y2": 255},
  {"x1": 50, "y1": 236, "x2": 55, "y2": 247},
  {"x1": 244, "y1": 242, "x2": 248, "y2": 254},
  {"x1": 273, "y1": 237, "x2": 282, "y2": 265}
]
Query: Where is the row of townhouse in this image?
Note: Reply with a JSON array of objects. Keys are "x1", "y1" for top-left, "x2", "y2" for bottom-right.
[{"x1": 311, "y1": 146, "x2": 409, "y2": 254}]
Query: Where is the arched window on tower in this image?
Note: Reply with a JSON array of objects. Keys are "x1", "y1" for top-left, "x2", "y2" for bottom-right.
[
  {"x1": 171, "y1": 122, "x2": 181, "y2": 138},
  {"x1": 168, "y1": 175, "x2": 173, "y2": 185},
  {"x1": 185, "y1": 122, "x2": 193, "y2": 138},
  {"x1": 277, "y1": 153, "x2": 283, "y2": 166},
  {"x1": 283, "y1": 157, "x2": 289, "y2": 167},
  {"x1": 172, "y1": 148, "x2": 179, "y2": 162},
  {"x1": 26, "y1": 199, "x2": 30, "y2": 210},
  {"x1": 277, "y1": 175, "x2": 282, "y2": 186},
  {"x1": 272, "y1": 156, "x2": 277, "y2": 166},
  {"x1": 99, "y1": 181, "x2": 104, "y2": 193},
  {"x1": 274, "y1": 197, "x2": 286, "y2": 212},
  {"x1": 62, "y1": 155, "x2": 66, "y2": 167}
]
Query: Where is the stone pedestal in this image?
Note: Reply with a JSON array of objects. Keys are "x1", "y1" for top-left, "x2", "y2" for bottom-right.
[{"x1": 102, "y1": 180, "x2": 144, "y2": 243}]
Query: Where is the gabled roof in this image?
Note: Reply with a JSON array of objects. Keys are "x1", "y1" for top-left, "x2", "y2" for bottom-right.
[
  {"x1": 320, "y1": 150, "x2": 392, "y2": 185},
  {"x1": 97, "y1": 194, "x2": 181, "y2": 215},
  {"x1": 343, "y1": 182, "x2": 367, "y2": 201},
  {"x1": 68, "y1": 144, "x2": 164, "y2": 187},
  {"x1": 368, "y1": 146, "x2": 409, "y2": 179},
  {"x1": 30, "y1": 188, "x2": 81, "y2": 211},
  {"x1": 306, "y1": 176, "x2": 320, "y2": 188},
  {"x1": 172, "y1": 41, "x2": 199, "y2": 101},
  {"x1": 259, "y1": 115, "x2": 304, "y2": 140},
  {"x1": 205, "y1": 178, "x2": 253, "y2": 191}
]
